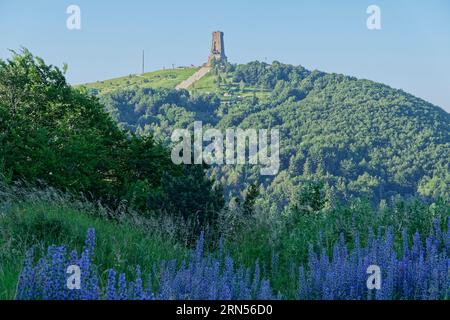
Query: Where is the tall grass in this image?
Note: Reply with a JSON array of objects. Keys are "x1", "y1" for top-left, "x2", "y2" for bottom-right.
[
  {"x1": 0, "y1": 182, "x2": 190, "y2": 299},
  {"x1": 1, "y1": 182, "x2": 449, "y2": 299},
  {"x1": 16, "y1": 222, "x2": 449, "y2": 300},
  {"x1": 219, "y1": 196, "x2": 449, "y2": 297}
]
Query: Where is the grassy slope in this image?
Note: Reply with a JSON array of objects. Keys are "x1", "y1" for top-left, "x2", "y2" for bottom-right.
[
  {"x1": 190, "y1": 71, "x2": 218, "y2": 92},
  {"x1": 0, "y1": 195, "x2": 188, "y2": 299},
  {"x1": 79, "y1": 66, "x2": 271, "y2": 101},
  {"x1": 78, "y1": 67, "x2": 199, "y2": 94},
  {"x1": 188, "y1": 70, "x2": 271, "y2": 100}
]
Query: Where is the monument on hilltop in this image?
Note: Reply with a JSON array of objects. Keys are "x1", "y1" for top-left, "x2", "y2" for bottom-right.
[
  {"x1": 207, "y1": 31, "x2": 227, "y2": 66},
  {"x1": 176, "y1": 31, "x2": 227, "y2": 90}
]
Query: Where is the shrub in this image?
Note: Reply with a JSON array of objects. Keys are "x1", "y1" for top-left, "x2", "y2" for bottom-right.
[{"x1": 0, "y1": 50, "x2": 223, "y2": 221}]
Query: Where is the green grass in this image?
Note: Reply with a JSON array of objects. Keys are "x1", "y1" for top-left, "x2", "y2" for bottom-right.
[
  {"x1": 190, "y1": 71, "x2": 272, "y2": 103},
  {"x1": 79, "y1": 67, "x2": 272, "y2": 102},
  {"x1": 0, "y1": 192, "x2": 189, "y2": 299},
  {"x1": 1, "y1": 185, "x2": 447, "y2": 300},
  {"x1": 190, "y1": 72, "x2": 218, "y2": 93},
  {"x1": 78, "y1": 67, "x2": 200, "y2": 94}
]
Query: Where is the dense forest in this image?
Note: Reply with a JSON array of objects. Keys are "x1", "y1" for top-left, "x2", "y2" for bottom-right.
[
  {"x1": 0, "y1": 51, "x2": 448, "y2": 300},
  {"x1": 94, "y1": 60, "x2": 450, "y2": 208}
]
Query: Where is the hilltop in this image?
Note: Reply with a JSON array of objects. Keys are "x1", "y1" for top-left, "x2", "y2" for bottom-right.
[
  {"x1": 81, "y1": 67, "x2": 200, "y2": 94},
  {"x1": 81, "y1": 60, "x2": 450, "y2": 205},
  {"x1": 79, "y1": 64, "x2": 271, "y2": 99}
]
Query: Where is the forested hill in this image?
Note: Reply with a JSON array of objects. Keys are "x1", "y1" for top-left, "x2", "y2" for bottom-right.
[{"x1": 84, "y1": 61, "x2": 450, "y2": 205}]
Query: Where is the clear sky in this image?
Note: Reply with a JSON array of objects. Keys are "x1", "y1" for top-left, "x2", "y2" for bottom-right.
[{"x1": 1, "y1": 0, "x2": 449, "y2": 112}]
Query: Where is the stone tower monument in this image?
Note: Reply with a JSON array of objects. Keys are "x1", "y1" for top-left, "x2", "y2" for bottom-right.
[{"x1": 207, "y1": 31, "x2": 227, "y2": 66}]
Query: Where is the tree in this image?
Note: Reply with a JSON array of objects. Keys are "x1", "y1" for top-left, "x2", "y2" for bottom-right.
[
  {"x1": 216, "y1": 75, "x2": 222, "y2": 87},
  {"x1": 148, "y1": 165, "x2": 224, "y2": 235},
  {"x1": 418, "y1": 166, "x2": 450, "y2": 200},
  {"x1": 243, "y1": 183, "x2": 260, "y2": 216},
  {"x1": 292, "y1": 180, "x2": 328, "y2": 215},
  {"x1": 0, "y1": 49, "x2": 125, "y2": 197},
  {"x1": 239, "y1": 80, "x2": 246, "y2": 92},
  {"x1": 0, "y1": 50, "x2": 225, "y2": 225}
]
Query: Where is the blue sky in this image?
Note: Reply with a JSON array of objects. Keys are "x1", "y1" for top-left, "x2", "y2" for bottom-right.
[{"x1": 1, "y1": 0, "x2": 449, "y2": 112}]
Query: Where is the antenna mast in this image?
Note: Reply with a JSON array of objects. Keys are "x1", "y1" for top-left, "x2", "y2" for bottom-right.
[{"x1": 142, "y1": 50, "x2": 145, "y2": 75}]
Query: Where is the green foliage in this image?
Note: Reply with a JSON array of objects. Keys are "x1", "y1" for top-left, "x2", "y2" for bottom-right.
[
  {"x1": 289, "y1": 180, "x2": 328, "y2": 216},
  {"x1": 98, "y1": 60, "x2": 450, "y2": 206},
  {"x1": 1, "y1": 52, "x2": 448, "y2": 300},
  {"x1": 418, "y1": 165, "x2": 450, "y2": 199},
  {"x1": 0, "y1": 186, "x2": 189, "y2": 299},
  {"x1": 223, "y1": 193, "x2": 449, "y2": 297},
  {"x1": 79, "y1": 67, "x2": 199, "y2": 94},
  {"x1": 242, "y1": 183, "x2": 260, "y2": 216},
  {"x1": 148, "y1": 165, "x2": 225, "y2": 236},
  {"x1": 1, "y1": 182, "x2": 448, "y2": 299},
  {"x1": 233, "y1": 61, "x2": 310, "y2": 89},
  {"x1": 0, "y1": 50, "x2": 223, "y2": 222},
  {"x1": 99, "y1": 87, "x2": 221, "y2": 138},
  {"x1": 0, "y1": 49, "x2": 125, "y2": 198}
]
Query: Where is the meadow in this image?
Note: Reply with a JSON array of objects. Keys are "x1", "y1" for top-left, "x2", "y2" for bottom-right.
[{"x1": 80, "y1": 67, "x2": 199, "y2": 94}]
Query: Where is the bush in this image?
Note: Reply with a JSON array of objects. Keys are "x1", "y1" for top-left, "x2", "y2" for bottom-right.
[{"x1": 0, "y1": 50, "x2": 224, "y2": 221}]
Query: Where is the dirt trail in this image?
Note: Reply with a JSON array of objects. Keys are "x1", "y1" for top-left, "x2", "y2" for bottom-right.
[{"x1": 175, "y1": 66, "x2": 211, "y2": 90}]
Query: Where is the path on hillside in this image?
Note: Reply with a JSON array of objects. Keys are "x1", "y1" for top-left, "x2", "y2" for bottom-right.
[{"x1": 175, "y1": 66, "x2": 211, "y2": 90}]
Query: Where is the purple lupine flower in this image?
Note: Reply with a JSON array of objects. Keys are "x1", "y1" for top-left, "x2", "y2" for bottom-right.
[
  {"x1": 15, "y1": 248, "x2": 35, "y2": 300},
  {"x1": 251, "y1": 260, "x2": 260, "y2": 297},
  {"x1": 15, "y1": 222, "x2": 450, "y2": 301},
  {"x1": 297, "y1": 266, "x2": 307, "y2": 300},
  {"x1": 106, "y1": 269, "x2": 117, "y2": 300},
  {"x1": 258, "y1": 280, "x2": 273, "y2": 300},
  {"x1": 132, "y1": 266, "x2": 144, "y2": 300},
  {"x1": 117, "y1": 273, "x2": 127, "y2": 300}
]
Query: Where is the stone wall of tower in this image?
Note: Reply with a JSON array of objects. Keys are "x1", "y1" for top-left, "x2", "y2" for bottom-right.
[{"x1": 208, "y1": 31, "x2": 227, "y2": 65}]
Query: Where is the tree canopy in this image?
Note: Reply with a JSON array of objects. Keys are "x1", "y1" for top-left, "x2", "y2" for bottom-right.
[
  {"x1": 95, "y1": 61, "x2": 450, "y2": 205},
  {"x1": 0, "y1": 50, "x2": 224, "y2": 224}
]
